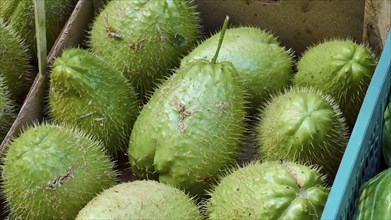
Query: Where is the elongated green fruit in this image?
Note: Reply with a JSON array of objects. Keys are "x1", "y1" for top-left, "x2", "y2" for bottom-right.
[
  {"x1": 76, "y1": 180, "x2": 203, "y2": 219},
  {"x1": 180, "y1": 26, "x2": 293, "y2": 114},
  {"x1": 207, "y1": 160, "x2": 329, "y2": 219},
  {"x1": 1, "y1": 123, "x2": 117, "y2": 220},
  {"x1": 256, "y1": 87, "x2": 349, "y2": 182},
  {"x1": 89, "y1": 0, "x2": 200, "y2": 98},
  {"x1": 293, "y1": 39, "x2": 377, "y2": 128},
  {"x1": 0, "y1": 76, "x2": 15, "y2": 141},
  {"x1": 128, "y1": 17, "x2": 245, "y2": 196},
  {"x1": 354, "y1": 168, "x2": 391, "y2": 220},
  {"x1": 0, "y1": 0, "x2": 78, "y2": 58},
  {"x1": 0, "y1": 18, "x2": 31, "y2": 102},
  {"x1": 49, "y1": 48, "x2": 139, "y2": 155}
]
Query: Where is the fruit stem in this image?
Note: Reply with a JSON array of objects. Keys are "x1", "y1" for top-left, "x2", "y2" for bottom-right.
[{"x1": 211, "y1": 15, "x2": 229, "y2": 64}]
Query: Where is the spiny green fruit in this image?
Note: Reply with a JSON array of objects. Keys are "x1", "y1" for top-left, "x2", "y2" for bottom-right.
[
  {"x1": 128, "y1": 17, "x2": 245, "y2": 196},
  {"x1": 0, "y1": 0, "x2": 78, "y2": 59},
  {"x1": 89, "y1": 0, "x2": 200, "y2": 98},
  {"x1": 293, "y1": 39, "x2": 377, "y2": 128},
  {"x1": 256, "y1": 87, "x2": 349, "y2": 182},
  {"x1": 76, "y1": 180, "x2": 203, "y2": 219},
  {"x1": 207, "y1": 160, "x2": 329, "y2": 219},
  {"x1": 383, "y1": 95, "x2": 391, "y2": 167},
  {"x1": 1, "y1": 123, "x2": 117, "y2": 220},
  {"x1": 0, "y1": 76, "x2": 15, "y2": 141},
  {"x1": 0, "y1": 18, "x2": 31, "y2": 102},
  {"x1": 48, "y1": 48, "x2": 139, "y2": 155},
  {"x1": 180, "y1": 26, "x2": 293, "y2": 114},
  {"x1": 354, "y1": 167, "x2": 391, "y2": 220}
]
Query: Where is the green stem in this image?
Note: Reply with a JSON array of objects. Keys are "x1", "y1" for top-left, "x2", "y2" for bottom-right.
[{"x1": 211, "y1": 15, "x2": 230, "y2": 64}]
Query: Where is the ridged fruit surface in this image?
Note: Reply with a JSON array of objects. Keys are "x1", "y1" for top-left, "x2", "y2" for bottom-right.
[
  {"x1": 207, "y1": 160, "x2": 329, "y2": 219},
  {"x1": 383, "y1": 96, "x2": 391, "y2": 167},
  {"x1": 128, "y1": 60, "x2": 245, "y2": 196},
  {"x1": 1, "y1": 123, "x2": 117, "y2": 220},
  {"x1": 0, "y1": 18, "x2": 31, "y2": 102},
  {"x1": 0, "y1": 0, "x2": 78, "y2": 58},
  {"x1": 293, "y1": 39, "x2": 376, "y2": 128},
  {"x1": 76, "y1": 180, "x2": 202, "y2": 219},
  {"x1": 180, "y1": 27, "x2": 293, "y2": 114},
  {"x1": 0, "y1": 76, "x2": 14, "y2": 141},
  {"x1": 49, "y1": 48, "x2": 139, "y2": 155},
  {"x1": 354, "y1": 167, "x2": 391, "y2": 220},
  {"x1": 89, "y1": 0, "x2": 200, "y2": 98},
  {"x1": 256, "y1": 87, "x2": 349, "y2": 182}
]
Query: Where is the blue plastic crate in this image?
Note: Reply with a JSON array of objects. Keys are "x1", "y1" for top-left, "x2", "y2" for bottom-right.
[{"x1": 321, "y1": 33, "x2": 391, "y2": 220}]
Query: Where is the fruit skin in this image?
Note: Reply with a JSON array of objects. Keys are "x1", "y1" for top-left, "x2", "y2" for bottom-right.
[
  {"x1": 128, "y1": 60, "x2": 246, "y2": 196},
  {"x1": 89, "y1": 0, "x2": 200, "y2": 98},
  {"x1": 1, "y1": 123, "x2": 117, "y2": 220},
  {"x1": 293, "y1": 39, "x2": 377, "y2": 128},
  {"x1": 383, "y1": 95, "x2": 391, "y2": 167},
  {"x1": 75, "y1": 180, "x2": 203, "y2": 219},
  {"x1": 255, "y1": 87, "x2": 349, "y2": 182},
  {"x1": 180, "y1": 26, "x2": 293, "y2": 114},
  {"x1": 0, "y1": 0, "x2": 78, "y2": 59},
  {"x1": 207, "y1": 160, "x2": 329, "y2": 219},
  {"x1": 0, "y1": 76, "x2": 15, "y2": 141},
  {"x1": 0, "y1": 18, "x2": 31, "y2": 102},
  {"x1": 354, "y1": 167, "x2": 391, "y2": 220},
  {"x1": 48, "y1": 48, "x2": 139, "y2": 155}
]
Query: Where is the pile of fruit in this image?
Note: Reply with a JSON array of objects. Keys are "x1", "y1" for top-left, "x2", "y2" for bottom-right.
[{"x1": 1, "y1": 0, "x2": 389, "y2": 219}]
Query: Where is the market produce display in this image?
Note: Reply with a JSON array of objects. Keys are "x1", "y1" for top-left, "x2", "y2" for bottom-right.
[
  {"x1": 48, "y1": 48, "x2": 139, "y2": 155},
  {"x1": 75, "y1": 180, "x2": 203, "y2": 220},
  {"x1": 0, "y1": 0, "x2": 386, "y2": 219},
  {"x1": 1, "y1": 124, "x2": 117, "y2": 220}
]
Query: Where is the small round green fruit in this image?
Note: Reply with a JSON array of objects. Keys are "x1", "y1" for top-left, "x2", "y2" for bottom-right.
[
  {"x1": 256, "y1": 87, "x2": 349, "y2": 182},
  {"x1": 207, "y1": 160, "x2": 329, "y2": 219},
  {"x1": 49, "y1": 48, "x2": 139, "y2": 155},
  {"x1": 293, "y1": 39, "x2": 377, "y2": 128},
  {"x1": 1, "y1": 123, "x2": 117, "y2": 220},
  {"x1": 75, "y1": 180, "x2": 203, "y2": 219},
  {"x1": 89, "y1": 0, "x2": 200, "y2": 98}
]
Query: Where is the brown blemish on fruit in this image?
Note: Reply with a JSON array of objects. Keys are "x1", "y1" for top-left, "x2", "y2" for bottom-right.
[
  {"x1": 44, "y1": 165, "x2": 76, "y2": 191},
  {"x1": 279, "y1": 160, "x2": 304, "y2": 190},
  {"x1": 174, "y1": 100, "x2": 191, "y2": 133},
  {"x1": 103, "y1": 16, "x2": 122, "y2": 39}
]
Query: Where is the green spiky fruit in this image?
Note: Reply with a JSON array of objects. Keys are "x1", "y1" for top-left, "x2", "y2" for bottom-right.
[
  {"x1": 383, "y1": 95, "x2": 391, "y2": 167},
  {"x1": 1, "y1": 123, "x2": 117, "y2": 220},
  {"x1": 293, "y1": 39, "x2": 377, "y2": 128},
  {"x1": 207, "y1": 160, "x2": 329, "y2": 219},
  {"x1": 0, "y1": 18, "x2": 31, "y2": 102},
  {"x1": 256, "y1": 87, "x2": 349, "y2": 182},
  {"x1": 48, "y1": 48, "x2": 139, "y2": 155},
  {"x1": 354, "y1": 167, "x2": 391, "y2": 220},
  {"x1": 0, "y1": 0, "x2": 78, "y2": 59},
  {"x1": 180, "y1": 27, "x2": 293, "y2": 114},
  {"x1": 89, "y1": 0, "x2": 200, "y2": 98},
  {"x1": 76, "y1": 180, "x2": 203, "y2": 219},
  {"x1": 0, "y1": 76, "x2": 15, "y2": 141}
]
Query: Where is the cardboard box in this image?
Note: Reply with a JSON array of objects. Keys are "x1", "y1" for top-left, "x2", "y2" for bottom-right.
[{"x1": 0, "y1": 0, "x2": 389, "y2": 218}]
